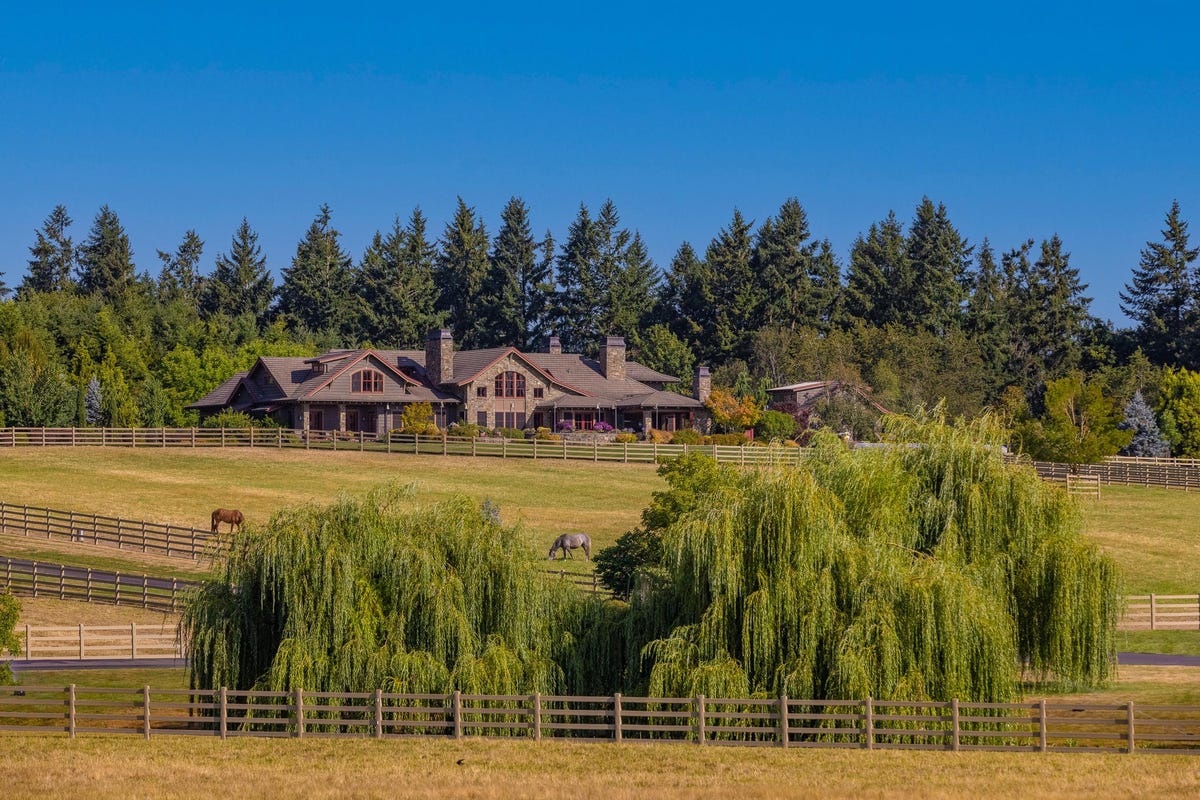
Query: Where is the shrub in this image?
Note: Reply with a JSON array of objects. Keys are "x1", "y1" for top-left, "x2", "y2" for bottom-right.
[
  {"x1": 495, "y1": 427, "x2": 526, "y2": 440},
  {"x1": 201, "y1": 410, "x2": 269, "y2": 429},
  {"x1": 556, "y1": 421, "x2": 574, "y2": 432},
  {"x1": 645, "y1": 428, "x2": 672, "y2": 444},
  {"x1": 447, "y1": 422, "x2": 483, "y2": 438},
  {"x1": 755, "y1": 409, "x2": 798, "y2": 442},
  {"x1": 670, "y1": 428, "x2": 703, "y2": 445},
  {"x1": 614, "y1": 432, "x2": 638, "y2": 444},
  {"x1": 400, "y1": 402, "x2": 440, "y2": 436},
  {"x1": 705, "y1": 433, "x2": 747, "y2": 446},
  {"x1": 0, "y1": 591, "x2": 18, "y2": 684},
  {"x1": 594, "y1": 421, "x2": 614, "y2": 433}
]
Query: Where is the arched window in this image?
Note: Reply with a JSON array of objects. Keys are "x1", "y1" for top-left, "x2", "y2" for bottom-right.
[
  {"x1": 352, "y1": 369, "x2": 384, "y2": 393},
  {"x1": 494, "y1": 371, "x2": 526, "y2": 398}
]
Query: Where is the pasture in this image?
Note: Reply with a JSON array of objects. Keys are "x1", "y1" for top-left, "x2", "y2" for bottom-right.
[{"x1": 2, "y1": 732, "x2": 1199, "y2": 799}]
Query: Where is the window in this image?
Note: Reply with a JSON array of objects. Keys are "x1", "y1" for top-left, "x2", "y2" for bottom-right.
[
  {"x1": 494, "y1": 371, "x2": 526, "y2": 398},
  {"x1": 352, "y1": 369, "x2": 384, "y2": 393},
  {"x1": 477, "y1": 411, "x2": 488, "y2": 427},
  {"x1": 476, "y1": 386, "x2": 488, "y2": 398},
  {"x1": 533, "y1": 387, "x2": 544, "y2": 399}
]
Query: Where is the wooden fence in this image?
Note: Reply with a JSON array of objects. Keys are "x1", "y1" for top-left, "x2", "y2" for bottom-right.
[
  {"x1": 0, "y1": 685, "x2": 1197, "y2": 753},
  {"x1": 6, "y1": 623, "x2": 183, "y2": 660},
  {"x1": 0, "y1": 427, "x2": 801, "y2": 466},
  {"x1": 1026, "y1": 458, "x2": 1200, "y2": 492},
  {"x1": 0, "y1": 501, "x2": 212, "y2": 560},
  {"x1": 0, "y1": 556, "x2": 196, "y2": 613},
  {"x1": 1121, "y1": 595, "x2": 1200, "y2": 631}
]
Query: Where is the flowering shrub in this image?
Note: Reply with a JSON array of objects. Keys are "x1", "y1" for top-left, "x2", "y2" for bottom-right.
[
  {"x1": 594, "y1": 421, "x2": 614, "y2": 433},
  {"x1": 557, "y1": 421, "x2": 574, "y2": 432}
]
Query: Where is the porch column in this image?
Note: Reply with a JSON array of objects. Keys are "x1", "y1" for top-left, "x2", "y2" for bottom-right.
[
  {"x1": 338, "y1": 404, "x2": 346, "y2": 431},
  {"x1": 301, "y1": 403, "x2": 310, "y2": 432},
  {"x1": 642, "y1": 411, "x2": 652, "y2": 432}
]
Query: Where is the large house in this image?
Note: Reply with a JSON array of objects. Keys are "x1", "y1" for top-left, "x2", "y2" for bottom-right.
[{"x1": 189, "y1": 331, "x2": 711, "y2": 435}]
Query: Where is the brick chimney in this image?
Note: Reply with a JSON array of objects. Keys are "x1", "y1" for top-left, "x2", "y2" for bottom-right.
[
  {"x1": 425, "y1": 329, "x2": 453, "y2": 386},
  {"x1": 547, "y1": 335, "x2": 562, "y2": 355},
  {"x1": 693, "y1": 366, "x2": 711, "y2": 403},
  {"x1": 600, "y1": 335, "x2": 626, "y2": 380}
]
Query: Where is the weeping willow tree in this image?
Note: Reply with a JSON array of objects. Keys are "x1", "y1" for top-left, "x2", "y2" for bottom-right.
[
  {"x1": 633, "y1": 410, "x2": 1120, "y2": 703},
  {"x1": 184, "y1": 485, "x2": 593, "y2": 694}
]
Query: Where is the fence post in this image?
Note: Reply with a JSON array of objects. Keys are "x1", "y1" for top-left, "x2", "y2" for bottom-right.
[
  {"x1": 864, "y1": 697, "x2": 874, "y2": 750},
  {"x1": 171, "y1": 577, "x2": 178, "y2": 613},
  {"x1": 219, "y1": 687, "x2": 228, "y2": 739},
  {"x1": 1126, "y1": 701, "x2": 1135, "y2": 754},
  {"x1": 452, "y1": 690, "x2": 463, "y2": 739},
  {"x1": 779, "y1": 694, "x2": 789, "y2": 748},
  {"x1": 532, "y1": 692, "x2": 542, "y2": 741},
  {"x1": 374, "y1": 688, "x2": 383, "y2": 739},
  {"x1": 68, "y1": 684, "x2": 76, "y2": 738},
  {"x1": 295, "y1": 688, "x2": 305, "y2": 738},
  {"x1": 143, "y1": 685, "x2": 152, "y2": 739},
  {"x1": 613, "y1": 693, "x2": 623, "y2": 743},
  {"x1": 24, "y1": 623, "x2": 30, "y2": 659},
  {"x1": 951, "y1": 698, "x2": 960, "y2": 751},
  {"x1": 1150, "y1": 593, "x2": 1156, "y2": 630},
  {"x1": 86, "y1": 568, "x2": 92, "y2": 602},
  {"x1": 131, "y1": 622, "x2": 137, "y2": 658},
  {"x1": 1039, "y1": 699, "x2": 1048, "y2": 752},
  {"x1": 502, "y1": 438, "x2": 507, "y2": 458},
  {"x1": 58, "y1": 563, "x2": 65, "y2": 600},
  {"x1": 114, "y1": 571, "x2": 119, "y2": 604},
  {"x1": 696, "y1": 694, "x2": 706, "y2": 745},
  {"x1": 78, "y1": 623, "x2": 84, "y2": 659}
]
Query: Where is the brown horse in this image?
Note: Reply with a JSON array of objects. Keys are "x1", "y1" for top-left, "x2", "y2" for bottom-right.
[{"x1": 211, "y1": 508, "x2": 244, "y2": 534}]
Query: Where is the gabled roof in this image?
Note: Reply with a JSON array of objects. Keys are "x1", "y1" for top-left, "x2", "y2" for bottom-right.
[
  {"x1": 302, "y1": 349, "x2": 421, "y2": 397},
  {"x1": 188, "y1": 372, "x2": 249, "y2": 408},
  {"x1": 626, "y1": 363, "x2": 680, "y2": 384},
  {"x1": 768, "y1": 380, "x2": 891, "y2": 415},
  {"x1": 446, "y1": 347, "x2": 594, "y2": 397}
]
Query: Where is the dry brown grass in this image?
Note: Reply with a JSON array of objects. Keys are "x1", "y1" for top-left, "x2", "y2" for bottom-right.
[
  {"x1": 1, "y1": 735, "x2": 1198, "y2": 799},
  {"x1": 14, "y1": 596, "x2": 180, "y2": 627}
]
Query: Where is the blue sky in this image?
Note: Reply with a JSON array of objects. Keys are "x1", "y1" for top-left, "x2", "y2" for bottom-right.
[{"x1": 2, "y1": 3, "x2": 1197, "y2": 325}]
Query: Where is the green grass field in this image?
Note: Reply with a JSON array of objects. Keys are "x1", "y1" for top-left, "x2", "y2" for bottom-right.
[{"x1": 1079, "y1": 486, "x2": 1200, "y2": 595}]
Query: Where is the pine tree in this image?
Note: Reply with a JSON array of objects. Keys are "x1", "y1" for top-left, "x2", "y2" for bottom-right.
[
  {"x1": 1118, "y1": 390, "x2": 1169, "y2": 457},
  {"x1": 604, "y1": 231, "x2": 660, "y2": 345},
  {"x1": 965, "y1": 239, "x2": 1011, "y2": 399},
  {"x1": 76, "y1": 205, "x2": 136, "y2": 303},
  {"x1": 705, "y1": 209, "x2": 758, "y2": 362},
  {"x1": 479, "y1": 197, "x2": 534, "y2": 347},
  {"x1": 157, "y1": 229, "x2": 205, "y2": 307},
  {"x1": 21, "y1": 205, "x2": 76, "y2": 295},
  {"x1": 278, "y1": 205, "x2": 353, "y2": 339},
  {"x1": 905, "y1": 197, "x2": 972, "y2": 334},
  {"x1": 354, "y1": 211, "x2": 442, "y2": 347},
  {"x1": 435, "y1": 198, "x2": 491, "y2": 349},
  {"x1": 85, "y1": 376, "x2": 103, "y2": 426},
  {"x1": 203, "y1": 219, "x2": 275, "y2": 330},
  {"x1": 844, "y1": 212, "x2": 910, "y2": 327},
  {"x1": 657, "y1": 242, "x2": 716, "y2": 361},
  {"x1": 523, "y1": 231, "x2": 557, "y2": 349},
  {"x1": 1119, "y1": 201, "x2": 1198, "y2": 367},
  {"x1": 807, "y1": 239, "x2": 844, "y2": 331},
  {"x1": 1026, "y1": 235, "x2": 1093, "y2": 384},
  {"x1": 555, "y1": 203, "x2": 603, "y2": 353},
  {"x1": 752, "y1": 198, "x2": 812, "y2": 328}
]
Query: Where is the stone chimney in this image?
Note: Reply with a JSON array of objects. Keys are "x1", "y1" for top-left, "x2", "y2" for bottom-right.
[
  {"x1": 547, "y1": 335, "x2": 562, "y2": 355},
  {"x1": 425, "y1": 329, "x2": 453, "y2": 386},
  {"x1": 600, "y1": 335, "x2": 626, "y2": 380},
  {"x1": 693, "y1": 366, "x2": 711, "y2": 403}
]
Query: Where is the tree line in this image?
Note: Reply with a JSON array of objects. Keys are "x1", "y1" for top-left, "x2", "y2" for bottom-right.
[{"x1": 2, "y1": 195, "x2": 1199, "y2": 460}]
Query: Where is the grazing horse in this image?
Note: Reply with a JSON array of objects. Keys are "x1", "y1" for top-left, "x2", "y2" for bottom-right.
[
  {"x1": 211, "y1": 508, "x2": 244, "y2": 534},
  {"x1": 548, "y1": 533, "x2": 591, "y2": 561}
]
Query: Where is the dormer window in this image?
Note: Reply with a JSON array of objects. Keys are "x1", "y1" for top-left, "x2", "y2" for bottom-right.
[
  {"x1": 352, "y1": 369, "x2": 384, "y2": 393},
  {"x1": 313, "y1": 363, "x2": 327, "y2": 375},
  {"x1": 494, "y1": 371, "x2": 526, "y2": 398}
]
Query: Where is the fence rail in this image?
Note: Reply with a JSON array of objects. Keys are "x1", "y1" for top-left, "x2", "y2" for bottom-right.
[
  {"x1": 0, "y1": 501, "x2": 212, "y2": 561},
  {"x1": 1121, "y1": 595, "x2": 1200, "y2": 631},
  {"x1": 0, "y1": 685, "x2": 1196, "y2": 753},
  {"x1": 5, "y1": 624, "x2": 183, "y2": 660},
  {"x1": 0, "y1": 427, "x2": 801, "y2": 466},
  {"x1": 1026, "y1": 458, "x2": 1200, "y2": 492},
  {"x1": 0, "y1": 556, "x2": 196, "y2": 613}
]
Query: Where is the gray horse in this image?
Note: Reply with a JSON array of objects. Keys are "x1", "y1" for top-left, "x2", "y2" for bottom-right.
[{"x1": 548, "y1": 533, "x2": 591, "y2": 560}]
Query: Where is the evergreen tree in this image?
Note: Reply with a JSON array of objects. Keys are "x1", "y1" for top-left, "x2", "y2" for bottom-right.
[
  {"x1": 85, "y1": 376, "x2": 103, "y2": 426},
  {"x1": 965, "y1": 239, "x2": 1011, "y2": 399},
  {"x1": 1119, "y1": 201, "x2": 1198, "y2": 367},
  {"x1": 0, "y1": 273, "x2": 7, "y2": 300},
  {"x1": 554, "y1": 202, "x2": 606, "y2": 353},
  {"x1": 21, "y1": 205, "x2": 76, "y2": 295},
  {"x1": 603, "y1": 231, "x2": 660, "y2": 346},
  {"x1": 522, "y1": 231, "x2": 557, "y2": 350},
  {"x1": 752, "y1": 198, "x2": 812, "y2": 328},
  {"x1": 807, "y1": 239, "x2": 844, "y2": 331},
  {"x1": 704, "y1": 209, "x2": 758, "y2": 362},
  {"x1": 656, "y1": 241, "x2": 715, "y2": 360},
  {"x1": 278, "y1": 205, "x2": 353, "y2": 339},
  {"x1": 479, "y1": 197, "x2": 533, "y2": 347},
  {"x1": 203, "y1": 219, "x2": 275, "y2": 330},
  {"x1": 843, "y1": 212, "x2": 910, "y2": 327},
  {"x1": 354, "y1": 211, "x2": 442, "y2": 347},
  {"x1": 1118, "y1": 390, "x2": 1169, "y2": 457},
  {"x1": 905, "y1": 197, "x2": 972, "y2": 334},
  {"x1": 1026, "y1": 235, "x2": 1092, "y2": 386},
  {"x1": 157, "y1": 229, "x2": 205, "y2": 307},
  {"x1": 76, "y1": 205, "x2": 136, "y2": 303},
  {"x1": 435, "y1": 197, "x2": 491, "y2": 349}
]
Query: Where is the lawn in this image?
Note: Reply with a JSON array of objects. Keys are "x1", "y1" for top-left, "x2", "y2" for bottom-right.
[{"x1": 1, "y1": 733, "x2": 1197, "y2": 799}]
